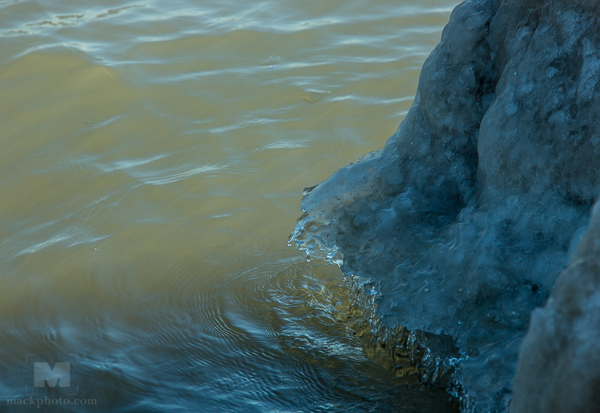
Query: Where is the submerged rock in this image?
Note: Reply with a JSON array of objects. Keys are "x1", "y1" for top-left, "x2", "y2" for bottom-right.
[{"x1": 291, "y1": 0, "x2": 600, "y2": 411}]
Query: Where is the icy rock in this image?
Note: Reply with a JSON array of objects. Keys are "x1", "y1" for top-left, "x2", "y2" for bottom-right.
[
  {"x1": 510, "y1": 202, "x2": 600, "y2": 413},
  {"x1": 292, "y1": 0, "x2": 600, "y2": 411}
]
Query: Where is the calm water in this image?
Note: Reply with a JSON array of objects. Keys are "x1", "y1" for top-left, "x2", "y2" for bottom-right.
[{"x1": 1, "y1": 0, "x2": 459, "y2": 411}]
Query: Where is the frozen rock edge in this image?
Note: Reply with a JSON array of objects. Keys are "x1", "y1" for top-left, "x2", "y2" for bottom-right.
[{"x1": 291, "y1": 0, "x2": 600, "y2": 411}]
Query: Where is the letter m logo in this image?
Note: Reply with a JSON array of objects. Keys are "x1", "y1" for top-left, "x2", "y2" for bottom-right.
[{"x1": 34, "y1": 362, "x2": 70, "y2": 387}]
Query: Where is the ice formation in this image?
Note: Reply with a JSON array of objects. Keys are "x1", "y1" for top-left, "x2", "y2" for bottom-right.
[
  {"x1": 291, "y1": 0, "x2": 600, "y2": 411},
  {"x1": 510, "y1": 202, "x2": 600, "y2": 412}
]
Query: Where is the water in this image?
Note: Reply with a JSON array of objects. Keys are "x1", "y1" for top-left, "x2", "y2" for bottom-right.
[{"x1": 0, "y1": 0, "x2": 459, "y2": 411}]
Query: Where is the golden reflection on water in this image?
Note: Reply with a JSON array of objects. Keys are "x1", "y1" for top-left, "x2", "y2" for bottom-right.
[{"x1": 1, "y1": 0, "x2": 459, "y2": 411}]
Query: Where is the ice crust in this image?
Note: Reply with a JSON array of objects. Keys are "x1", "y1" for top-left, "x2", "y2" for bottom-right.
[
  {"x1": 510, "y1": 202, "x2": 600, "y2": 412},
  {"x1": 292, "y1": 0, "x2": 600, "y2": 411}
]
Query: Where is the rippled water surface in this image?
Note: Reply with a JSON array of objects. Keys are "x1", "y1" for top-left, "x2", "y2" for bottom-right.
[{"x1": 1, "y1": 0, "x2": 459, "y2": 411}]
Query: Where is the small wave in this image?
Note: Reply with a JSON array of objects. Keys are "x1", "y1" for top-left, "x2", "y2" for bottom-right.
[{"x1": 130, "y1": 164, "x2": 224, "y2": 186}]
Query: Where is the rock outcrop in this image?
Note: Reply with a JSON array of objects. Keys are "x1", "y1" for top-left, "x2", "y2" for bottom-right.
[{"x1": 291, "y1": 0, "x2": 600, "y2": 411}]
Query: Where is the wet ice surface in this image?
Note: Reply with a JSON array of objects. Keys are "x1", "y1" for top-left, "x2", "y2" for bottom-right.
[{"x1": 292, "y1": 0, "x2": 600, "y2": 411}]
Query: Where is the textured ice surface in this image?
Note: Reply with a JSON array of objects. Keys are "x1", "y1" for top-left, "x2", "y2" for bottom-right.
[
  {"x1": 511, "y1": 202, "x2": 600, "y2": 413},
  {"x1": 292, "y1": 0, "x2": 600, "y2": 411}
]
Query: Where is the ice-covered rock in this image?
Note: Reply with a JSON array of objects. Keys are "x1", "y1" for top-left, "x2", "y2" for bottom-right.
[
  {"x1": 291, "y1": 0, "x2": 600, "y2": 411},
  {"x1": 510, "y1": 201, "x2": 600, "y2": 413}
]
